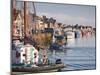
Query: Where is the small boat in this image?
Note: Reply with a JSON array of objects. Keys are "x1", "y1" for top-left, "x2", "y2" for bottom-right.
[
  {"x1": 65, "y1": 31, "x2": 75, "y2": 39},
  {"x1": 49, "y1": 43, "x2": 66, "y2": 50},
  {"x1": 50, "y1": 35, "x2": 67, "y2": 50},
  {"x1": 12, "y1": 63, "x2": 65, "y2": 73}
]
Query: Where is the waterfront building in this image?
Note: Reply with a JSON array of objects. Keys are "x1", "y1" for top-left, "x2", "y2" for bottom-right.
[{"x1": 13, "y1": 9, "x2": 24, "y2": 39}]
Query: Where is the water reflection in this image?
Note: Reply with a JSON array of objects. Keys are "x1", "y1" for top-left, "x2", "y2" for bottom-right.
[{"x1": 47, "y1": 36, "x2": 96, "y2": 71}]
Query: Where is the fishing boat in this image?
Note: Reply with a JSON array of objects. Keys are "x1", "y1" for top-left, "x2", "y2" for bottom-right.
[
  {"x1": 12, "y1": 63, "x2": 65, "y2": 73},
  {"x1": 11, "y1": 41, "x2": 65, "y2": 73},
  {"x1": 49, "y1": 43, "x2": 62, "y2": 50},
  {"x1": 12, "y1": 43, "x2": 65, "y2": 73},
  {"x1": 65, "y1": 31, "x2": 75, "y2": 39},
  {"x1": 11, "y1": 1, "x2": 65, "y2": 74},
  {"x1": 50, "y1": 34, "x2": 67, "y2": 50},
  {"x1": 49, "y1": 43, "x2": 66, "y2": 50}
]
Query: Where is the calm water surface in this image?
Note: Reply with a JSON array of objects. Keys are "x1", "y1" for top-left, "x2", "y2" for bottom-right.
[{"x1": 47, "y1": 35, "x2": 96, "y2": 71}]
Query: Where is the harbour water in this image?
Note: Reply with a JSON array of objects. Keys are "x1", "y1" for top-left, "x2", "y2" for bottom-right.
[{"x1": 47, "y1": 35, "x2": 96, "y2": 71}]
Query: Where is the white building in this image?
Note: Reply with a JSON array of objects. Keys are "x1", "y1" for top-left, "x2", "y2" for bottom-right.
[{"x1": 13, "y1": 10, "x2": 24, "y2": 39}]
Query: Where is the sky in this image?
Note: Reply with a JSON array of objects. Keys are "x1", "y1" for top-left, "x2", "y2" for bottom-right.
[{"x1": 14, "y1": 1, "x2": 96, "y2": 27}]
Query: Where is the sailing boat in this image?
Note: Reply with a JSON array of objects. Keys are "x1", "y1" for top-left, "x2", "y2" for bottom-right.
[{"x1": 12, "y1": 1, "x2": 65, "y2": 73}]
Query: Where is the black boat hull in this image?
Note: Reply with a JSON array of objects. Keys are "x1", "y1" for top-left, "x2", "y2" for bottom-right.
[{"x1": 12, "y1": 64, "x2": 65, "y2": 73}]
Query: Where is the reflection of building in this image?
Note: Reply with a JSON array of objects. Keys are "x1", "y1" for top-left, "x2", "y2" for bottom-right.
[{"x1": 13, "y1": 9, "x2": 24, "y2": 39}]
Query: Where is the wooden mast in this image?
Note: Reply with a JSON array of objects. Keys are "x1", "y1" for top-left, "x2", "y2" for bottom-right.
[
  {"x1": 33, "y1": 2, "x2": 36, "y2": 17},
  {"x1": 24, "y1": 1, "x2": 27, "y2": 37},
  {"x1": 12, "y1": 0, "x2": 14, "y2": 38},
  {"x1": 33, "y1": 2, "x2": 37, "y2": 33},
  {"x1": 24, "y1": 1, "x2": 27, "y2": 62}
]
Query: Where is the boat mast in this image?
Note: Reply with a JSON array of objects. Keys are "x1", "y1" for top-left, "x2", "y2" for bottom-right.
[
  {"x1": 24, "y1": 1, "x2": 27, "y2": 37},
  {"x1": 33, "y1": 2, "x2": 36, "y2": 17},
  {"x1": 33, "y1": 2, "x2": 37, "y2": 33},
  {"x1": 12, "y1": 0, "x2": 14, "y2": 38}
]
